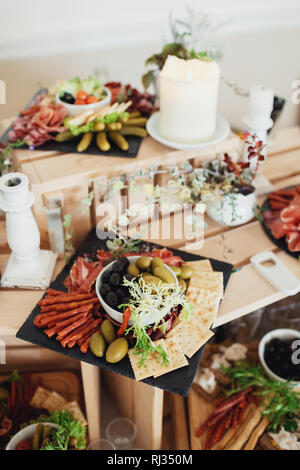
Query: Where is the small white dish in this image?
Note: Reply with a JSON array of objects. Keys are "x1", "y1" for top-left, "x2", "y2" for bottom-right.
[
  {"x1": 95, "y1": 255, "x2": 178, "y2": 326},
  {"x1": 56, "y1": 86, "x2": 111, "y2": 117},
  {"x1": 6, "y1": 422, "x2": 58, "y2": 450},
  {"x1": 258, "y1": 328, "x2": 300, "y2": 389},
  {"x1": 146, "y1": 112, "x2": 230, "y2": 150}
]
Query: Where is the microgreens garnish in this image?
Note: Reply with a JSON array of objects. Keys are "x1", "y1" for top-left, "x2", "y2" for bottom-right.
[{"x1": 122, "y1": 276, "x2": 186, "y2": 366}]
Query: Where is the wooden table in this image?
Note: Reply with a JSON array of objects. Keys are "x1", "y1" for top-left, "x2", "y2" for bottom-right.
[{"x1": 0, "y1": 123, "x2": 299, "y2": 449}]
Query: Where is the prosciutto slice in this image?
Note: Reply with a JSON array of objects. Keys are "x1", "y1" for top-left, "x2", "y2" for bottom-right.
[
  {"x1": 265, "y1": 188, "x2": 300, "y2": 252},
  {"x1": 8, "y1": 92, "x2": 68, "y2": 147},
  {"x1": 64, "y1": 257, "x2": 103, "y2": 293}
]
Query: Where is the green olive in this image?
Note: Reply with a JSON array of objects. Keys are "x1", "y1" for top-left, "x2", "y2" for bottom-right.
[
  {"x1": 106, "y1": 337, "x2": 128, "y2": 363},
  {"x1": 170, "y1": 266, "x2": 182, "y2": 277},
  {"x1": 40, "y1": 437, "x2": 50, "y2": 449},
  {"x1": 180, "y1": 265, "x2": 195, "y2": 280},
  {"x1": 136, "y1": 256, "x2": 151, "y2": 270},
  {"x1": 32, "y1": 423, "x2": 43, "y2": 450},
  {"x1": 100, "y1": 319, "x2": 116, "y2": 344},
  {"x1": 151, "y1": 257, "x2": 164, "y2": 273},
  {"x1": 0, "y1": 387, "x2": 9, "y2": 400},
  {"x1": 153, "y1": 266, "x2": 175, "y2": 284},
  {"x1": 90, "y1": 331, "x2": 106, "y2": 357},
  {"x1": 127, "y1": 263, "x2": 140, "y2": 277},
  {"x1": 42, "y1": 425, "x2": 52, "y2": 440},
  {"x1": 178, "y1": 278, "x2": 187, "y2": 292},
  {"x1": 140, "y1": 274, "x2": 165, "y2": 291}
]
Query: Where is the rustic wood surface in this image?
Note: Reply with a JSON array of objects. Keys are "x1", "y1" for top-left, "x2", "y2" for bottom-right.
[{"x1": 0, "y1": 124, "x2": 300, "y2": 450}]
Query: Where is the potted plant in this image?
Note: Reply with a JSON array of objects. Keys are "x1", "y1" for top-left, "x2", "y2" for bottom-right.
[
  {"x1": 191, "y1": 134, "x2": 264, "y2": 226},
  {"x1": 142, "y1": 8, "x2": 224, "y2": 96}
]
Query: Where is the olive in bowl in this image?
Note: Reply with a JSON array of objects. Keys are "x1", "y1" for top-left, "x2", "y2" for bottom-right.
[
  {"x1": 95, "y1": 255, "x2": 178, "y2": 326},
  {"x1": 258, "y1": 328, "x2": 300, "y2": 389}
]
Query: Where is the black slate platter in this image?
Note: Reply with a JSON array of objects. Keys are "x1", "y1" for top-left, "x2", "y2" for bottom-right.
[
  {"x1": 261, "y1": 187, "x2": 299, "y2": 259},
  {"x1": 0, "y1": 89, "x2": 142, "y2": 158},
  {"x1": 16, "y1": 230, "x2": 233, "y2": 396}
]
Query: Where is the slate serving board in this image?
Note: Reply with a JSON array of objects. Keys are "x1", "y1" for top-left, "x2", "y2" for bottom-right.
[
  {"x1": 0, "y1": 89, "x2": 142, "y2": 158},
  {"x1": 261, "y1": 187, "x2": 299, "y2": 259},
  {"x1": 17, "y1": 230, "x2": 233, "y2": 396}
]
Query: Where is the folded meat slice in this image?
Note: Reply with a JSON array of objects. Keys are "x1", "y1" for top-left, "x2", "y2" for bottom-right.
[
  {"x1": 271, "y1": 217, "x2": 289, "y2": 239},
  {"x1": 286, "y1": 231, "x2": 300, "y2": 252},
  {"x1": 64, "y1": 257, "x2": 102, "y2": 292}
]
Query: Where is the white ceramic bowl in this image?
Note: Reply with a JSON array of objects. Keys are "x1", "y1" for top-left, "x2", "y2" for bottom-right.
[
  {"x1": 258, "y1": 328, "x2": 300, "y2": 389},
  {"x1": 56, "y1": 86, "x2": 111, "y2": 117},
  {"x1": 6, "y1": 422, "x2": 58, "y2": 450},
  {"x1": 95, "y1": 255, "x2": 178, "y2": 326}
]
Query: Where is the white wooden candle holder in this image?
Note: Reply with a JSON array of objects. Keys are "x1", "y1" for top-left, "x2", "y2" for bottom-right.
[{"x1": 0, "y1": 172, "x2": 57, "y2": 289}]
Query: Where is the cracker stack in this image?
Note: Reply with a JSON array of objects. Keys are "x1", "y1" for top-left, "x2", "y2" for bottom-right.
[
  {"x1": 30, "y1": 386, "x2": 87, "y2": 425},
  {"x1": 129, "y1": 259, "x2": 224, "y2": 381}
]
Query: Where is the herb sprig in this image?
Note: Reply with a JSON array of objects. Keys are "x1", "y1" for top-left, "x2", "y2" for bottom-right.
[{"x1": 223, "y1": 363, "x2": 300, "y2": 431}]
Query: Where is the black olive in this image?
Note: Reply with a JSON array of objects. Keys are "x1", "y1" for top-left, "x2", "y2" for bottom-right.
[
  {"x1": 60, "y1": 92, "x2": 75, "y2": 104},
  {"x1": 122, "y1": 297, "x2": 130, "y2": 305},
  {"x1": 123, "y1": 273, "x2": 134, "y2": 283},
  {"x1": 109, "y1": 272, "x2": 121, "y2": 287},
  {"x1": 100, "y1": 283, "x2": 111, "y2": 298},
  {"x1": 105, "y1": 292, "x2": 118, "y2": 308},
  {"x1": 116, "y1": 288, "x2": 127, "y2": 300},
  {"x1": 102, "y1": 270, "x2": 112, "y2": 283},
  {"x1": 112, "y1": 257, "x2": 130, "y2": 273}
]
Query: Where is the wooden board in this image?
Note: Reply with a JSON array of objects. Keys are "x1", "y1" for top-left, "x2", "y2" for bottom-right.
[
  {"x1": 188, "y1": 386, "x2": 215, "y2": 450},
  {"x1": 0, "y1": 370, "x2": 81, "y2": 404}
]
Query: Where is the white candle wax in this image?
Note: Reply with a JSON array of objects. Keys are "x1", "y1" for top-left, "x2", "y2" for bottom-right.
[
  {"x1": 248, "y1": 85, "x2": 274, "y2": 126},
  {"x1": 160, "y1": 56, "x2": 220, "y2": 144}
]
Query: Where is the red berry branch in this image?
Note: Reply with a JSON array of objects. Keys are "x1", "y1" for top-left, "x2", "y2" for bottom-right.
[{"x1": 223, "y1": 134, "x2": 265, "y2": 187}]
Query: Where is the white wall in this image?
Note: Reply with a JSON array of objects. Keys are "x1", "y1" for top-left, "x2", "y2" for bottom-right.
[{"x1": 0, "y1": 0, "x2": 300, "y2": 128}]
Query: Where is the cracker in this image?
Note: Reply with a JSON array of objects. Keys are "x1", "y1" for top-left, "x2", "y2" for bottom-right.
[
  {"x1": 167, "y1": 321, "x2": 214, "y2": 358},
  {"x1": 185, "y1": 330, "x2": 214, "y2": 358},
  {"x1": 188, "y1": 272, "x2": 223, "y2": 298},
  {"x1": 128, "y1": 341, "x2": 168, "y2": 381},
  {"x1": 186, "y1": 259, "x2": 213, "y2": 273},
  {"x1": 42, "y1": 391, "x2": 68, "y2": 411},
  {"x1": 30, "y1": 386, "x2": 51, "y2": 408},
  {"x1": 186, "y1": 288, "x2": 221, "y2": 317},
  {"x1": 153, "y1": 337, "x2": 188, "y2": 377},
  {"x1": 59, "y1": 401, "x2": 87, "y2": 425}
]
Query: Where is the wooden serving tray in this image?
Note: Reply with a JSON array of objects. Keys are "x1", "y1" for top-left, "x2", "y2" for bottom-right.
[{"x1": 187, "y1": 342, "x2": 261, "y2": 450}]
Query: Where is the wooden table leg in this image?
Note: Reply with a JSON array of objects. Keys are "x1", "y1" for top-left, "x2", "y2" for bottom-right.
[
  {"x1": 81, "y1": 362, "x2": 101, "y2": 443},
  {"x1": 170, "y1": 393, "x2": 190, "y2": 450},
  {"x1": 102, "y1": 370, "x2": 164, "y2": 450}
]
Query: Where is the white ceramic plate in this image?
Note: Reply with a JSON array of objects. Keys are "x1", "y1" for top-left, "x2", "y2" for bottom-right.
[{"x1": 146, "y1": 112, "x2": 230, "y2": 150}]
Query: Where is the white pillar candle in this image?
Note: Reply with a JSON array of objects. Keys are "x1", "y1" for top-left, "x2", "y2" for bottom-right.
[
  {"x1": 248, "y1": 85, "x2": 274, "y2": 127},
  {"x1": 159, "y1": 56, "x2": 220, "y2": 144}
]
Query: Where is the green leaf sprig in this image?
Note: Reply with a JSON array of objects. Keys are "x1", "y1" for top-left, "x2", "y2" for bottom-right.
[{"x1": 223, "y1": 363, "x2": 300, "y2": 432}]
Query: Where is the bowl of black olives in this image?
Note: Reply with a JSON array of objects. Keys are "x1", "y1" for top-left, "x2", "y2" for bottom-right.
[
  {"x1": 95, "y1": 255, "x2": 178, "y2": 326},
  {"x1": 259, "y1": 328, "x2": 300, "y2": 388}
]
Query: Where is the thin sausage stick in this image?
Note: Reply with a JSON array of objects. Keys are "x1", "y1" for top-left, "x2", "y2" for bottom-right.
[{"x1": 39, "y1": 293, "x2": 94, "y2": 306}]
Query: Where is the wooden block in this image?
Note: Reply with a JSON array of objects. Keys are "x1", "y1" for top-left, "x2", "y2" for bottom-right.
[
  {"x1": 102, "y1": 370, "x2": 163, "y2": 450},
  {"x1": 81, "y1": 362, "x2": 101, "y2": 443},
  {"x1": 268, "y1": 126, "x2": 300, "y2": 156},
  {"x1": 184, "y1": 221, "x2": 277, "y2": 268},
  {"x1": 170, "y1": 393, "x2": 190, "y2": 450},
  {"x1": 187, "y1": 385, "x2": 215, "y2": 450},
  {"x1": 263, "y1": 149, "x2": 300, "y2": 182},
  {"x1": 214, "y1": 251, "x2": 300, "y2": 327}
]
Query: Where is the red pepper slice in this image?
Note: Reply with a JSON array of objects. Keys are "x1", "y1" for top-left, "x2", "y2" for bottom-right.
[{"x1": 117, "y1": 307, "x2": 131, "y2": 337}]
